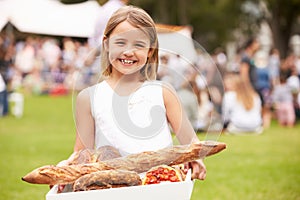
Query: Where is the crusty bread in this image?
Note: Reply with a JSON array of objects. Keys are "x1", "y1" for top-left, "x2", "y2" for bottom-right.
[
  {"x1": 22, "y1": 141, "x2": 226, "y2": 185},
  {"x1": 103, "y1": 141, "x2": 226, "y2": 173},
  {"x1": 21, "y1": 162, "x2": 114, "y2": 185},
  {"x1": 73, "y1": 170, "x2": 141, "y2": 191}
]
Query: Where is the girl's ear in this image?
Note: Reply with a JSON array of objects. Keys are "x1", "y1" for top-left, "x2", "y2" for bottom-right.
[
  {"x1": 148, "y1": 48, "x2": 153, "y2": 58},
  {"x1": 103, "y1": 36, "x2": 109, "y2": 52}
]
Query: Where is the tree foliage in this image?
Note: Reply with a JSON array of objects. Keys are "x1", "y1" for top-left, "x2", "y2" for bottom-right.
[
  {"x1": 131, "y1": 0, "x2": 248, "y2": 52},
  {"x1": 131, "y1": 0, "x2": 300, "y2": 56},
  {"x1": 61, "y1": 0, "x2": 300, "y2": 56}
]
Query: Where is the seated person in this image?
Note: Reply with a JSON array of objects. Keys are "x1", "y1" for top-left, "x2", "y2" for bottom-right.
[{"x1": 222, "y1": 73, "x2": 263, "y2": 134}]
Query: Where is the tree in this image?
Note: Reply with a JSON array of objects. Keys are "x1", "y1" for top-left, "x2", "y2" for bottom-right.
[
  {"x1": 262, "y1": 0, "x2": 300, "y2": 58},
  {"x1": 131, "y1": 0, "x2": 247, "y2": 53}
]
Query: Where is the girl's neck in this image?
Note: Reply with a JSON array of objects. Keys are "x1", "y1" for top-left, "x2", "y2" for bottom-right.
[
  {"x1": 108, "y1": 73, "x2": 143, "y2": 84},
  {"x1": 106, "y1": 74, "x2": 145, "y2": 96}
]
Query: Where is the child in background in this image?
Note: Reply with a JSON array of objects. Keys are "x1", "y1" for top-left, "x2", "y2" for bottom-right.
[
  {"x1": 222, "y1": 73, "x2": 263, "y2": 134},
  {"x1": 60, "y1": 6, "x2": 206, "y2": 182},
  {"x1": 272, "y1": 70, "x2": 296, "y2": 127}
]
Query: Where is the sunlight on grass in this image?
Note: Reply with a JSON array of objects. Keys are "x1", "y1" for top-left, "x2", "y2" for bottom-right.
[{"x1": 0, "y1": 95, "x2": 299, "y2": 200}]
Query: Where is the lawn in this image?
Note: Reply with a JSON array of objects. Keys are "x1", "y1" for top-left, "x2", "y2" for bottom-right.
[{"x1": 0, "y1": 94, "x2": 299, "y2": 200}]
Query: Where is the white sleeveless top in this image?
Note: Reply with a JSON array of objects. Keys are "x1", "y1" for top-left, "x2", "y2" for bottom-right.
[{"x1": 89, "y1": 80, "x2": 173, "y2": 156}]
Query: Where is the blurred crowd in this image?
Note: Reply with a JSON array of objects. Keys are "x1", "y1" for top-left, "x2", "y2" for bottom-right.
[
  {"x1": 1, "y1": 32, "x2": 300, "y2": 133},
  {"x1": 0, "y1": 32, "x2": 101, "y2": 117},
  {"x1": 157, "y1": 37, "x2": 300, "y2": 133}
]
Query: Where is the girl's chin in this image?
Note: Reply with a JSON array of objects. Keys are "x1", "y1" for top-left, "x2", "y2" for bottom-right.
[
  {"x1": 116, "y1": 68, "x2": 140, "y2": 76},
  {"x1": 115, "y1": 66, "x2": 144, "y2": 75}
]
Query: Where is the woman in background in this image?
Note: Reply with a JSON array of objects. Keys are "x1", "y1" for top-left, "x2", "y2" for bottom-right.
[{"x1": 222, "y1": 73, "x2": 263, "y2": 134}]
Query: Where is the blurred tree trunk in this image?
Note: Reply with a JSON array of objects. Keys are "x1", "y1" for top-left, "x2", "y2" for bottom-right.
[
  {"x1": 265, "y1": 0, "x2": 300, "y2": 58},
  {"x1": 178, "y1": 0, "x2": 188, "y2": 25},
  {"x1": 157, "y1": 0, "x2": 170, "y2": 24}
]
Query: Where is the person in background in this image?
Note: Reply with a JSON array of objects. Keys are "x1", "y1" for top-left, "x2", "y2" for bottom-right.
[
  {"x1": 267, "y1": 48, "x2": 280, "y2": 87},
  {"x1": 0, "y1": 73, "x2": 6, "y2": 117},
  {"x1": 0, "y1": 35, "x2": 10, "y2": 117},
  {"x1": 14, "y1": 37, "x2": 35, "y2": 78},
  {"x1": 177, "y1": 68, "x2": 199, "y2": 131},
  {"x1": 281, "y1": 53, "x2": 300, "y2": 122},
  {"x1": 89, "y1": 0, "x2": 129, "y2": 49},
  {"x1": 85, "y1": 0, "x2": 129, "y2": 67},
  {"x1": 254, "y1": 51, "x2": 272, "y2": 129},
  {"x1": 239, "y1": 37, "x2": 271, "y2": 128},
  {"x1": 222, "y1": 73, "x2": 263, "y2": 134},
  {"x1": 239, "y1": 37, "x2": 260, "y2": 89},
  {"x1": 297, "y1": 91, "x2": 300, "y2": 120},
  {"x1": 58, "y1": 6, "x2": 206, "y2": 193},
  {"x1": 272, "y1": 70, "x2": 296, "y2": 127}
]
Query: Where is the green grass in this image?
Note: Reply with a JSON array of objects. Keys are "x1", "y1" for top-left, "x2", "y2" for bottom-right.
[{"x1": 0, "y1": 94, "x2": 300, "y2": 200}]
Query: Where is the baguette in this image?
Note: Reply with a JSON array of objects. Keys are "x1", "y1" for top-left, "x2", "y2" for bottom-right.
[
  {"x1": 73, "y1": 170, "x2": 141, "y2": 191},
  {"x1": 22, "y1": 162, "x2": 113, "y2": 185},
  {"x1": 22, "y1": 141, "x2": 226, "y2": 185},
  {"x1": 104, "y1": 141, "x2": 226, "y2": 173}
]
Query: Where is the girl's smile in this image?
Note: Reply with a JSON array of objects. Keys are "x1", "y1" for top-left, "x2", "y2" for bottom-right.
[
  {"x1": 105, "y1": 20, "x2": 151, "y2": 76},
  {"x1": 119, "y1": 59, "x2": 136, "y2": 65}
]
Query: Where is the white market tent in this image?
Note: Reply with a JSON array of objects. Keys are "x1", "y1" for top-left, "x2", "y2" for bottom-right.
[
  {"x1": 0, "y1": 0, "x2": 198, "y2": 63},
  {"x1": 0, "y1": 0, "x2": 100, "y2": 38}
]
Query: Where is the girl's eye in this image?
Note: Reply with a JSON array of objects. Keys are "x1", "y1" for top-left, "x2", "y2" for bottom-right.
[
  {"x1": 115, "y1": 41, "x2": 125, "y2": 46},
  {"x1": 135, "y1": 43, "x2": 146, "y2": 48}
]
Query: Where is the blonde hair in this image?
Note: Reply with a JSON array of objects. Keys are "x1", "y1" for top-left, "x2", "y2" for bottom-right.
[
  {"x1": 101, "y1": 6, "x2": 159, "y2": 80},
  {"x1": 225, "y1": 73, "x2": 257, "y2": 110}
]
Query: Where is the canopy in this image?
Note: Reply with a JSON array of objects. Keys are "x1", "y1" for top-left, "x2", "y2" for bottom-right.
[{"x1": 0, "y1": 0, "x2": 100, "y2": 37}]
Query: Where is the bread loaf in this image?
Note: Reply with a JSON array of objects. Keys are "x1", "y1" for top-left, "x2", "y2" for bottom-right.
[{"x1": 73, "y1": 170, "x2": 141, "y2": 191}]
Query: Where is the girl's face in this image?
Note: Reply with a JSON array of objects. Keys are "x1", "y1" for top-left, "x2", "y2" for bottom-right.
[{"x1": 105, "y1": 20, "x2": 151, "y2": 77}]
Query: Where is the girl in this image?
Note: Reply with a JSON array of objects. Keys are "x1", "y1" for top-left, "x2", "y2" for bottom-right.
[
  {"x1": 222, "y1": 73, "x2": 263, "y2": 134},
  {"x1": 61, "y1": 6, "x2": 206, "y2": 181}
]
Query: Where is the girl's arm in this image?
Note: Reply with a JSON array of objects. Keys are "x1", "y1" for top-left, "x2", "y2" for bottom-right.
[
  {"x1": 55, "y1": 89, "x2": 95, "y2": 191},
  {"x1": 163, "y1": 83, "x2": 206, "y2": 180},
  {"x1": 74, "y1": 88, "x2": 95, "y2": 151},
  {"x1": 163, "y1": 83, "x2": 198, "y2": 144},
  {"x1": 58, "y1": 88, "x2": 95, "y2": 166}
]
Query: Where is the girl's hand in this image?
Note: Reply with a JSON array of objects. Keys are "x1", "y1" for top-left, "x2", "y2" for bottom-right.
[{"x1": 189, "y1": 159, "x2": 206, "y2": 180}]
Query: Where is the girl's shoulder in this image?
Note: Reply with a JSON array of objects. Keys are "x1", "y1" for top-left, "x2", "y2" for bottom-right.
[
  {"x1": 159, "y1": 80, "x2": 178, "y2": 104},
  {"x1": 77, "y1": 81, "x2": 107, "y2": 100}
]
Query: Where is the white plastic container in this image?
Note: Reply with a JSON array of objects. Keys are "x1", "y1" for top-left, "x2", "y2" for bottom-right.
[{"x1": 46, "y1": 171, "x2": 194, "y2": 200}]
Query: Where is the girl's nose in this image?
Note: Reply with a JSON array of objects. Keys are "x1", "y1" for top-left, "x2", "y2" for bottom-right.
[{"x1": 123, "y1": 47, "x2": 135, "y2": 56}]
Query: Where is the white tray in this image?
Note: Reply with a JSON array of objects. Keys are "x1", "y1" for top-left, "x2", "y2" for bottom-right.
[{"x1": 46, "y1": 170, "x2": 194, "y2": 200}]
